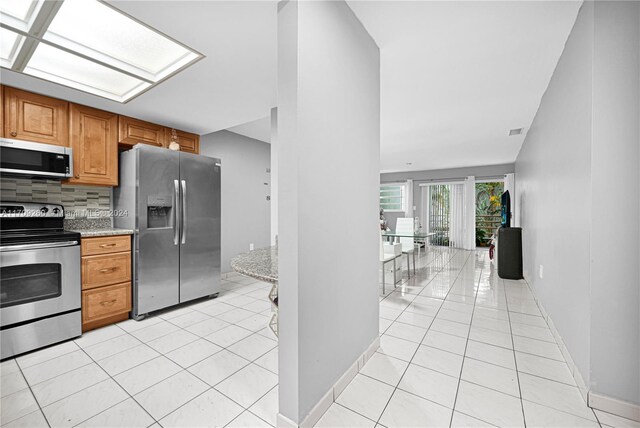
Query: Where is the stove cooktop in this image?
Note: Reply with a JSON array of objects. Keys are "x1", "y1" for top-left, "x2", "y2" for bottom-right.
[
  {"x1": 0, "y1": 202, "x2": 80, "y2": 246},
  {"x1": 0, "y1": 229, "x2": 81, "y2": 246}
]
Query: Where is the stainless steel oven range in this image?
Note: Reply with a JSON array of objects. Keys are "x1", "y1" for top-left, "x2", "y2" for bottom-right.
[{"x1": 0, "y1": 202, "x2": 81, "y2": 359}]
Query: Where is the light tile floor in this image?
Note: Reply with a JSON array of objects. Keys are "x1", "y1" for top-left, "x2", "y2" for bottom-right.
[
  {"x1": 0, "y1": 275, "x2": 278, "y2": 428},
  {"x1": 318, "y1": 248, "x2": 636, "y2": 428},
  {"x1": 2, "y1": 248, "x2": 638, "y2": 427}
]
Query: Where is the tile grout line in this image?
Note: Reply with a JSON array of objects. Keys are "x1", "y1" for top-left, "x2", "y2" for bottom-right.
[
  {"x1": 372, "y1": 246, "x2": 446, "y2": 423},
  {"x1": 504, "y1": 276, "x2": 528, "y2": 428},
  {"x1": 372, "y1": 248, "x2": 469, "y2": 426},
  {"x1": 72, "y1": 339, "x2": 158, "y2": 427},
  {"x1": 77, "y1": 285, "x2": 277, "y2": 427},
  {"x1": 447, "y1": 251, "x2": 486, "y2": 428},
  {"x1": 519, "y1": 278, "x2": 603, "y2": 425},
  {"x1": 10, "y1": 361, "x2": 52, "y2": 427},
  {"x1": 508, "y1": 279, "x2": 599, "y2": 421},
  {"x1": 7, "y1": 278, "x2": 277, "y2": 428}
]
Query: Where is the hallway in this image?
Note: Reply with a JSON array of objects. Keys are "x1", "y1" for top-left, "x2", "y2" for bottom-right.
[{"x1": 316, "y1": 247, "x2": 618, "y2": 427}]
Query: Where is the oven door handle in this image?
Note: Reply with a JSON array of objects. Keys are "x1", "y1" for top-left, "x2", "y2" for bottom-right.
[{"x1": 0, "y1": 240, "x2": 79, "y2": 252}]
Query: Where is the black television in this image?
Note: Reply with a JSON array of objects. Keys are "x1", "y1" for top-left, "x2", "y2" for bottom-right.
[{"x1": 501, "y1": 190, "x2": 511, "y2": 228}]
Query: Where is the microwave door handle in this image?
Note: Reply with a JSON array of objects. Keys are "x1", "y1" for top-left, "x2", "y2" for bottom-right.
[
  {"x1": 181, "y1": 180, "x2": 187, "y2": 244},
  {"x1": 174, "y1": 180, "x2": 179, "y2": 246}
]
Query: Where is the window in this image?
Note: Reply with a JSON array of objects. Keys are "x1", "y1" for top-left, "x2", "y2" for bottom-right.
[
  {"x1": 380, "y1": 183, "x2": 406, "y2": 212},
  {"x1": 0, "y1": 0, "x2": 203, "y2": 103}
]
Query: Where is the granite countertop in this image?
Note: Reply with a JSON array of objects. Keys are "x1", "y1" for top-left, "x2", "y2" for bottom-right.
[
  {"x1": 230, "y1": 245, "x2": 278, "y2": 284},
  {"x1": 67, "y1": 228, "x2": 134, "y2": 238},
  {"x1": 63, "y1": 217, "x2": 133, "y2": 238}
]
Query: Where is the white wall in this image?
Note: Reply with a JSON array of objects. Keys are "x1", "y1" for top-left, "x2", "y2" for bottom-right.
[
  {"x1": 200, "y1": 130, "x2": 271, "y2": 272},
  {"x1": 516, "y1": 1, "x2": 640, "y2": 409},
  {"x1": 589, "y1": 1, "x2": 639, "y2": 407},
  {"x1": 515, "y1": 0, "x2": 593, "y2": 387},
  {"x1": 277, "y1": 0, "x2": 380, "y2": 423}
]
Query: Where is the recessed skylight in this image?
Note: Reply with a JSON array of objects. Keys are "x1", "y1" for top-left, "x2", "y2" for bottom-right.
[
  {"x1": 0, "y1": 27, "x2": 24, "y2": 68},
  {"x1": 0, "y1": 0, "x2": 203, "y2": 102},
  {"x1": 509, "y1": 128, "x2": 524, "y2": 136},
  {"x1": 0, "y1": 0, "x2": 42, "y2": 31},
  {"x1": 25, "y1": 43, "x2": 151, "y2": 101}
]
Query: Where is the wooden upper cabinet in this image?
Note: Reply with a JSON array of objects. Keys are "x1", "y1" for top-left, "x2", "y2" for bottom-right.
[
  {"x1": 4, "y1": 87, "x2": 69, "y2": 146},
  {"x1": 118, "y1": 116, "x2": 166, "y2": 148},
  {"x1": 166, "y1": 128, "x2": 200, "y2": 154},
  {"x1": 68, "y1": 104, "x2": 118, "y2": 186}
]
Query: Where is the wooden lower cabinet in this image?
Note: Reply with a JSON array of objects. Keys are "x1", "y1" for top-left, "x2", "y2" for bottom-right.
[
  {"x1": 82, "y1": 283, "x2": 131, "y2": 331},
  {"x1": 81, "y1": 235, "x2": 132, "y2": 332},
  {"x1": 82, "y1": 252, "x2": 131, "y2": 289},
  {"x1": 81, "y1": 234, "x2": 131, "y2": 256}
]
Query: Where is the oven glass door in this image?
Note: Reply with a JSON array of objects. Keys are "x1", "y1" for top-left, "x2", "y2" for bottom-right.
[
  {"x1": 1, "y1": 264, "x2": 62, "y2": 308},
  {"x1": 0, "y1": 243, "x2": 80, "y2": 326}
]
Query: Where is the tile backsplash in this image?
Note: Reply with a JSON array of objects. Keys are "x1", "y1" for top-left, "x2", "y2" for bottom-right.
[{"x1": 0, "y1": 177, "x2": 111, "y2": 216}]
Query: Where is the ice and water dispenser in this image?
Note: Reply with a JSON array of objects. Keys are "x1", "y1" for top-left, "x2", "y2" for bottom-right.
[{"x1": 146, "y1": 194, "x2": 173, "y2": 229}]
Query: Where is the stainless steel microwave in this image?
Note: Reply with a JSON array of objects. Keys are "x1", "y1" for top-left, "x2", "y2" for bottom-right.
[{"x1": 0, "y1": 138, "x2": 73, "y2": 179}]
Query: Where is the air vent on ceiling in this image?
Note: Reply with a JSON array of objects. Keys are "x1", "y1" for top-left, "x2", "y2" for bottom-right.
[{"x1": 509, "y1": 128, "x2": 524, "y2": 136}]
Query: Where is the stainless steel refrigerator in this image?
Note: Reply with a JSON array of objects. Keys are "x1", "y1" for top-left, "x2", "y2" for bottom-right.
[{"x1": 114, "y1": 144, "x2": 221, "y2": 319}]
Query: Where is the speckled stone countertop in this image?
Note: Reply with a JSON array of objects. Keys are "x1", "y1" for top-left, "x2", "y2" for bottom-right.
[
  {"x1": 68, "y1": 228, "x2": 134, "y2": 237},
  {"x1": 230, "y1": 245, "x2": 278, "y2": 284},
  {"x1": 64, "y1": 217, "x2": 134, "y2": 238}
]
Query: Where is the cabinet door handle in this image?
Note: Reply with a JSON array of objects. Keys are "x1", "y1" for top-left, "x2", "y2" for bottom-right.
[
  {"x1": 99, "y1": 267, "x2": 118, "y2": 273},
  {"x1": 100, "y1": 299, "x2": 117, "y2": 306},
  {"x1": 99, "y1": 243, "x2": 117, "y2": 248},
  {"x1": 10, "y1": 131, "x2": 17, "y2": 137}
]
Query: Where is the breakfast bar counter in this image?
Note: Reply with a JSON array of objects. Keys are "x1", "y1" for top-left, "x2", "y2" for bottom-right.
[
  {"x1": 230, "y1": 245, "x2": 279, "y2": 337},
  {"x1": 230, "y1": 245, "x2": 278, "y2": 284}
]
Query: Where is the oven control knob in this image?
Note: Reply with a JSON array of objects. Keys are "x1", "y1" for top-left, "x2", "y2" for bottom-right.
[
  {"x1": 52, "y1": 207, "x2": 60, "y2": 214},
  {"x1": 40, "y1": 207, "x2": 49, "y2": 214}
]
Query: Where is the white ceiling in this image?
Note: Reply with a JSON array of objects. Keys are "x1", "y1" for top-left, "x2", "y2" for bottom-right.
[
  {"x1": 348, "y1": 0, "x2": 581, "y2": 173},
  {"x1": 1, "y1": 1, "x2": 581, "y2": 173},
  {"x1": 0, "y1": 1, "x2": 277, "y2": 135},
  {"x1": 227, "y1": 116, "x2": 271, "y2": 143}
]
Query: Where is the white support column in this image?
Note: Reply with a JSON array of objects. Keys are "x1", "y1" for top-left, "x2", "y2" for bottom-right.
[{"x1": 277, "y1": 1, "x2": 380, "y2": 425}]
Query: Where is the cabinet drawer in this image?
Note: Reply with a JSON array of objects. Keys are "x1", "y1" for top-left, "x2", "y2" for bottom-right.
[
  {"x1": 82, "y1": 282, "x2": 131, "y2": 324},
  {"x1": 81, "y1": 235, "x2": 131, "y2": 256},
  {"x1": 82, "y1": 252, "x2": 131, "y2": 289}
]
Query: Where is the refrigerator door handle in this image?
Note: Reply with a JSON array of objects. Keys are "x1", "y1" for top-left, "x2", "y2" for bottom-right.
[
  {"x1": 181, "y1": 179, "x2": 187, "y2": 244},
  {"x1": 174, "y1": 179, "x2": 180, "y2": 245}
]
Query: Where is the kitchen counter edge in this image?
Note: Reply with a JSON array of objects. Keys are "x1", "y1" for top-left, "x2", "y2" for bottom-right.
[{"x1": 66, "y1": 228, "x2": 134, "y2": 238}]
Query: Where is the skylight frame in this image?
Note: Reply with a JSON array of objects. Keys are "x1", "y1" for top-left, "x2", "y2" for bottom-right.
[
  {"x1": 0, "y1": 0, "x2": 43, "y2": 33},
  {"x1": 0, "y1": 0, "x2": 204, "y2": 103},
  {"x1": 0, "y1": 27, "x2": 25, "y2": 68}
]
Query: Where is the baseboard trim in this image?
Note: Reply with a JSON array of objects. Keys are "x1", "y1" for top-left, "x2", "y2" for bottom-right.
[
  {"x1": 526, "y1": 278, "x2": 639, "y2": 422},
  {"x1": 589, "y1": 392, "x2": 640, "y2": 423},
  {"x1": 529, "y1": 286, "x2": 589, "y2": 404},
  {"x1": 276, "y1": 413, "x2": 298, "y2": 428},
  {"x1": 277, "y1": 336, "x2": 380, "y2": 428},
  {"x1": 299, "y1": 388, "x2": 333, "y2": 428}
]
